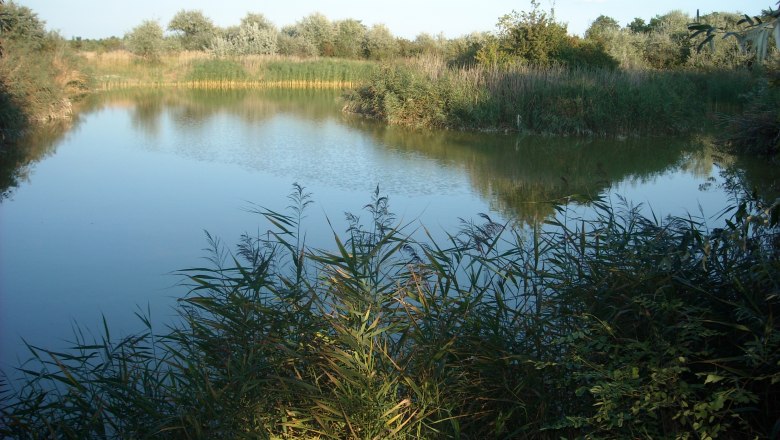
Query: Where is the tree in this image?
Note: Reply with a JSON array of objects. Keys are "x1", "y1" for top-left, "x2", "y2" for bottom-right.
[
  {"x1": 643, "y1": 11, "x2": 692, "y2": 68},
  {"x1": 240, "y1": 13, "x2": 275, "y2": 32},
  {"x1": 286, "y1": 13, "x2": 336, "y2": 56},
  {"x1": 363, "y1": 24, "x2": 398, "y2": 60},
  {"x1": 277, "y1": 27, "x2": 318, "y2": 57},
  {"x1": 125, "y1": 20, "x2": 164, "y2": 61},
  {"x1": 333, "y1": 19, "x2": 366, "y2": 58},
  {"x1": 168, "y1": 10, "x2": 216, "y2": 51},
  {"x1": 445, "y1": 32, "x2": 490, "y2": 66},
  {"x1": 495, "y1": 0, "x2": 568, "y2": 65},
  {"x1": 585, "y1": 15, "x2": 620, "y2": 43},
  {"x1": 0, "y1": 0, "x2": 46, "y2": 49},
  {"x1": 209, "y1": 22, "x2": 277, "y2": 57},
  {"x1": 209, "y1": 12, "x2": 277, "y2": 57},
  {"x1": 628, "y1": 18, "x2": 651, "y2": 34},
  {"x1": 557, "y1": 36, "x2": 619, "y2": 69}
]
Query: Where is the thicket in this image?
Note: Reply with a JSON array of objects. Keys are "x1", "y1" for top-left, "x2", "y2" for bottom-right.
[
  {"x1": 1, "y1": 181, "x2": 777, "y2": 439},
  {"x1": 0, "y1": 0, "x2": 87, "y2": 146}
]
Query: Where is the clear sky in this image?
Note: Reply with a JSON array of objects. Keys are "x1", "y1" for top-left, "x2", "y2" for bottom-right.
[{"x1": 15, "y1": 0, "x2": 773, "y2": 40}]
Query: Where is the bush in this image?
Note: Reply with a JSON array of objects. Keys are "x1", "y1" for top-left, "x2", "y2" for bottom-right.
[
  {"x1": 0, "y1": 1, "x2": 85, "y2": 145},
  {"x1": 124, "y1": 20, "x2": 164, "y2": 61}
]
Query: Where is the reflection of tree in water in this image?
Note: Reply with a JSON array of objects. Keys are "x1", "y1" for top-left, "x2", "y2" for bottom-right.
[
  {"x1": 129, "y1": 90, "x2": 166, "y2": 135},
  {"x1": 725, "y1": 155, "x2": 779, "y2": 204},
  {"x1": 97, "y1": 89, "x2": 345, "y2": 136},
  {"x1": 58, "y1": 89, "x2": 775, "y2": 225},
  {"x1": 345, "y1": 121, "x2": 716, "y2": 224},
  {"x1": 0, "y1": 119, "x2": 74, "y2": 201}
]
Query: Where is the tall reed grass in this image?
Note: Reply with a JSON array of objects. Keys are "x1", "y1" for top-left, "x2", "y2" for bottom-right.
[
  {"x1": 84, "y1": 50, "x2": 378, "y2": 90},
  {"x1": 344, "y1": 56, "x2": 757, "y2": 137},
  {"x1": 1, "y1": 181, "x2": 777, "y2": 439}
]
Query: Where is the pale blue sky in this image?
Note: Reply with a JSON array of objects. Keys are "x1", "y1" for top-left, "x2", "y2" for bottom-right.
[{"x1": 16, "y1": 0, "x2": 772, "y2": 39}]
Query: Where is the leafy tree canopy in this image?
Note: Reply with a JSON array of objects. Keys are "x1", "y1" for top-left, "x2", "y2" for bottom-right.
[
  {"x1": 495, "y1": 0, "x2": 568, "y2": 64},
  {"x1": 0, "y1": 1, "x2": 46, "y2": 45},
  {"x1": 628, "y1": 18, "x2": 651, "y2": 33},
  {"x1": 168, "y1": 9, "x2": 216, "y2": 50},
  {"x1": 585, "y1": 15, "x2": 620, "y2": 41},
  {"x1": 240, "y1": 13, "x2": 275, "y2": 32},
  {"x1": 125, "y1": 20, "x2": 164, "y2": 61}
]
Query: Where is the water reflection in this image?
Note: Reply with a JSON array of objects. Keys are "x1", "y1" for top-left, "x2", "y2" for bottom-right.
[
  {"x1": 1, "y1": 120, "x2": 75, "y2": 201},
  {"x1": 5, "y1": 89, "x2": 772, "y2": 223},
  {"x1": 81, "y1": 89, "x2": 745, "y2": 225},
  {"x1": 348, "y1": 124, "x2": 729, "y2": 223}
]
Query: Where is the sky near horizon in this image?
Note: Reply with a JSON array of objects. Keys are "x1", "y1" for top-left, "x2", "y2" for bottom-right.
[{"x1": 15, "y1": 0, "x2": 774, "y2": 40}]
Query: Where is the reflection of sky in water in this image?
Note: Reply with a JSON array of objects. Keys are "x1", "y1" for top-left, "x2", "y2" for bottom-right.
[
  {"x1": 154, "y1": 110, "x2": 475, "y2": 198},
  {"x1": 0, "y1": 91, "x2": 733, "y2": 373}
]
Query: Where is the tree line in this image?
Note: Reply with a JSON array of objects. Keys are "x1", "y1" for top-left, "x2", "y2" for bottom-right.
[{"x1": 85, "y1": 1, "x2": 765, "y2": 71}]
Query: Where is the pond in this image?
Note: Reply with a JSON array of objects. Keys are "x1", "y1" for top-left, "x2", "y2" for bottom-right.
[{"x1": 0, "y1": 88, "x2": 772, "y2": 371}]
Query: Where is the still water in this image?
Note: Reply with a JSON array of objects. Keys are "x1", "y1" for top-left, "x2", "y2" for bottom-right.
[{"x1": 0, "y1": 89, "x2": 765, "y2": 371}]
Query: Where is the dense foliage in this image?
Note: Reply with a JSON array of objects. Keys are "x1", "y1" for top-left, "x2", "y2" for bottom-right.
[
  {"x1": 75, "y1": 3, "x2": 772, "y2": 71},
  {"x1": 125, "y1": 20, "x2": 165, "y2": 61},
  {"x1": 0, "y1": 1, "x2": 86, "y2": 146},
  {"x1": 1, "y1": 181, "x2": 777, "y2": 439}
]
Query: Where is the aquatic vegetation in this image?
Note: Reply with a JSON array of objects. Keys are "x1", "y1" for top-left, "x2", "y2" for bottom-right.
[
  {"x1": 344, "y1": 56, "x2": 757, "y2": 137},
  {"x1": 87, "y1": 51, "x2": 378, "y2": 90},
  {"x1": 1, "y1": 183, "x2": 777, "y2": 439}
]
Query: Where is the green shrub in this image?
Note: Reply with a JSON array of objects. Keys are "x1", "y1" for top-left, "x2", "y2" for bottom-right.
[{"x1": 0, "y1": 1, "x2": 86, "y2": 146}]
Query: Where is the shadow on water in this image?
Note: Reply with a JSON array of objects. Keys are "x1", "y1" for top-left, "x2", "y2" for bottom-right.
[{"x1": 344, "y1": 118, "x2": 736, "y2": 224}]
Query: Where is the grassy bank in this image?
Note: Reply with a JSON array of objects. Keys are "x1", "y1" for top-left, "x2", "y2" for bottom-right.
[
  {"x1": 1, "y1": 184, "x2": 777, "y2": 439},
  {"x1": 344, "y1": 56, "x2": 759, "y2": 137},
  {"x1": 84, "y1": 51, "x2": 379, "y2": 90}
]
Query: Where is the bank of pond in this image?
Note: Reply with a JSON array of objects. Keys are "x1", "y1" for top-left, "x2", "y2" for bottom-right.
[{"x1": 3, "y1": 51, "x2": 779, "y2": 147}]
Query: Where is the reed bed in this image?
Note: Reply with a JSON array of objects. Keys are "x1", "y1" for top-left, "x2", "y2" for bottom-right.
[
  {"x1": 98, "y1": 80, "x2": 359, "y2": 91},
  {"x1": 84, "y1": 50, "x2": 377, "y2": 91},
  {"x1": 344, "y1": 56, "x2": 757, "y2": 136},
  {"x1": 1, "y1": 182, "x2": 777, "y2": 439}
]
